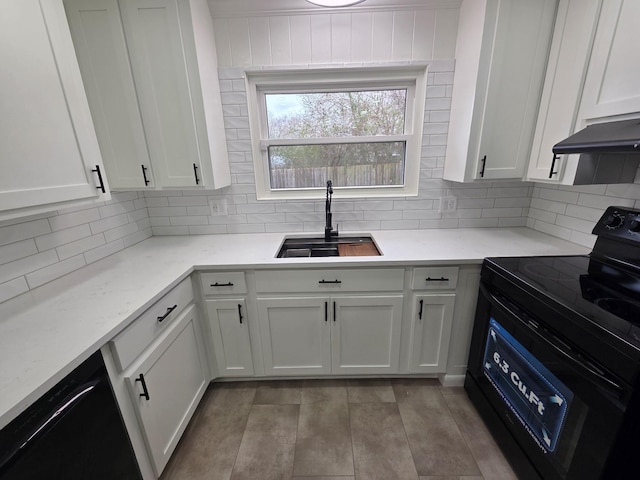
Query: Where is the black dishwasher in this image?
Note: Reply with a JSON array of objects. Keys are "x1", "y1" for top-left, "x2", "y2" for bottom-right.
[{"x1": 0, "y1": 351, "x2": 141, "y2": 479}]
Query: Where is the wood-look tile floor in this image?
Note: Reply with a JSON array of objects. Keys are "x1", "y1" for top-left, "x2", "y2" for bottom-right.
[{"x1": 161, "y1": 379, "x2": 517, "y2": 480}]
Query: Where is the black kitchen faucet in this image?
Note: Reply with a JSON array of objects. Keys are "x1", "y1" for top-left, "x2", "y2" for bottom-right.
[{"x1": 324, "y1": 180, "x2": 338, "y2": 241}]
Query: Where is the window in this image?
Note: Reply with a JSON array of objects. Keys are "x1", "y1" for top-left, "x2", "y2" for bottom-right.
[{"x1": 246, "y1": 66, "x2": 427, "y2": 200}]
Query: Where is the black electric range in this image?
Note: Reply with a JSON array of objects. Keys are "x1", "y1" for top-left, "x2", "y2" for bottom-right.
[{"x1": 466, "y1": 206, "x2": 640, "y2": 480}]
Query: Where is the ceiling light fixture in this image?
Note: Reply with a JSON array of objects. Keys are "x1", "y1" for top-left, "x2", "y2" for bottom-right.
[{"x1": 306, "y1": 0, "x2": 367, "y2": 7}]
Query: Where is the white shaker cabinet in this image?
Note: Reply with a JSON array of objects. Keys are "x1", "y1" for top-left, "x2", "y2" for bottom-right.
[
  {"x1": 526, "y1": 0, "x2": 640, "y2": 184},
  {"x1": 255, "y1": 268, "x2": 404, "y2": 376},
  {"x1": 406, "y1": 267, "x2": 458, "y2": 374},
  {"x1": 124, "y1": 304, "x2": 207, "y2": 476},
  {"x1": 0, "y1": 0, "x2": 110, "y2": 221},
  {"x1": 200, "y1": 271, "x2": 254, "y2": 377},
  {"x1": 444, "y1": 0, "x2": 556, "y2": 182},
  {"x1": 65, "y1": 0, "x2": 231, "y2": 190},
  {"x1": 577, "y1": 0, "x2": 640, "y2": 123}
]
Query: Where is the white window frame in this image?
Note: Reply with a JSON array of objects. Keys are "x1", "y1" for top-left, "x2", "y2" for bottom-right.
[{"x1": 245, "y1": 65, "x2": 428, "y2": 200}]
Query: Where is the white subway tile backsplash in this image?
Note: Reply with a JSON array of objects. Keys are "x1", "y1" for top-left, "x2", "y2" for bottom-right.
[
  {"x1": 0, "y1": 250, "x2": 59, "y2": 284},
  {"x1": 538, "y1": 188, "x2": 580, "y2": 205},
  {"x1": 458, "y1": 218, "x2": 499, "y2": 228},
  {"x1": 0, "y1": 277, "x2": 29, "y2": 304},
  {"x1": 56, "y1": 234, "x2": 106, "y2": 260},
  {"x1": 104, "y1": 222, "x2": 141, "y2": 243},
  {"x1": 84, "y1": 239, "x2": 125, "y2": 265},
  {"x1": 48, "y1": 208, "x2": 100, "y2": 231},
  {"x1": 227, "y1": 224, "x2": 266, "y2": 234},
  {"x1": 35, "y1": 224, "x2": 91, "y2": 252},
  {"x1": 381, "y1": 219, "x2": 420, "y2": 230},
  {"x1": 0, "y1": 239, "x2": 38, "y2": 264},
  {"x1": 0, "y1": 219, "x2": 51, "y2": 247},
  {"x1": 26, "y1": 254, "x2": 86, "y2": 289},
  {"x1": 577, "y1": 193, "x2": 635, "y2": 209},
  {"x1": 497, "y1": 217, "x2": 528, "y2": 227}
]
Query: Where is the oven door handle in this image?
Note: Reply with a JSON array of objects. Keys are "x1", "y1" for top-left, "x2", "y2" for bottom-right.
[{"x1": 486, "y1": 286, "x2": 625, "y2": 398}]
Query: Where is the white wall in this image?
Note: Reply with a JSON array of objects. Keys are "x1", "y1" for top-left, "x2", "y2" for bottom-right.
[{"x1": 0, "y1": 192, "x2": 150, "y2": 303}]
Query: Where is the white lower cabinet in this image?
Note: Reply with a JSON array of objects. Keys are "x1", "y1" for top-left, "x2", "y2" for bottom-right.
[
  {"x1": 258, "y1": 295, "x2": 403, "y2": 376},
  {"x1": 408, "y1": 294, "x2": 455, "y2": 373},
  {"x1": 331, "y1": 296, "x2": 403, "y2": 375},
  {"x1": 257, "y1": 297, "x2": 331, "y2": 376},
  {"x1": 206, "y1": 299, "x2": 254, "y2": 377},
  {"x1": 124, "y1": 304, "x2": 207, "y2": 476}
]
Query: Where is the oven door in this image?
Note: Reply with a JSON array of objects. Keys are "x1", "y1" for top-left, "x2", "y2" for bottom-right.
[{"x1": 466, "y1": 282, "x2": 629, "y2": 480}]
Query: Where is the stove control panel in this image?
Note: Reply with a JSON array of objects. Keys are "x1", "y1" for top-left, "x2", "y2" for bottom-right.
[{"x1": 592, "y1": 206, "x2": 640, "y2": 242}]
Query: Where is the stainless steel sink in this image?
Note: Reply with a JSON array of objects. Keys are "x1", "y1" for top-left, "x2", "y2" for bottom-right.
[{"x1": 276, "y1": 235, "x2": 380, "y2": 258}]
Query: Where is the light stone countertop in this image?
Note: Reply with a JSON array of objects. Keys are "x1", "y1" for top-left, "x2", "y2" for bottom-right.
[{"x1": 0, "y1": 228, "x2": 589, "y2": 428}]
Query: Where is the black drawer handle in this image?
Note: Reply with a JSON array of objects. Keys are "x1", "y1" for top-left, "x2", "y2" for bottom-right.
[
  {"x1": 238, "y1": 304, "x2": 243, "y2": 324},
  {"x1": 418, "y1": 299, "x2": 424, "y2": 320},
  {"x1": 211, "y1": 282, "x2": 234, "y2": 287},
  {"x1": 157, "y1": 304, "x2": 177, "y2": 323},
  {"x1": 135, "y1": 374, "x2": 150, "y2": 401},
  {"x1": 425, "y1": 277, "x2": 449, "y2": 282},
  {"x1": 319, "y1": 279, "x2": 342, "y2": 284}
]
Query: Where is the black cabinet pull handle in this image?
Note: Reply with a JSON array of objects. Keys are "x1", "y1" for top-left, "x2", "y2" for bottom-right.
[
  {"x1": 333, "y1": 301, "x2": 336, "y2": 322},
  {"x1": 418, "y1": 299, "x2": 424, "y2": 320},
  {"x1": 425, "y1": 277, "x2": 449, "y2": 282},
  {"x1": 479, "y1": 155, "x2": 487, "y2": 178},
  {"x1": 324, "y1": 301, "x2": 328, "y2": 322},
  {"x1": 193, "y1": 163, "x2": 200, "y2": 185},
  {"x1": 92, "y1": 165, "x2": 106, "y2": 193},
  {"x1": 549, "y1": 153, "x2": 559, "y2": 178},
  {"x1": 238, "y1": 304, "x2": 243, "y2": 324},
  {"x1": 319, "y1": 279, "x2": 342, "y2": 284},
  {"x1": 211, "y1": 282, "x2": 234, "y2": 287},
  {"x1": 157, "y1": 304, "x2": 177, "y2": 322},
  {"x1": 141, "y1": 165, "x2": 150, "y2": 185},
  {"x1": 135, "y1": 374, "x2": 150, "y2": 401}
]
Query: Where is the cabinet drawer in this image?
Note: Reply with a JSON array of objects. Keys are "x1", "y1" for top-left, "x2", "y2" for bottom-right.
[
  {"x1": 255, "y1": 268, "x2": 404, "y2": 293},
  {"x1": 412, "y1": 267, "x2": 458, "y2": 290},
  {"x1": 110, "y1": 277, "x2": 194, "y2": 371},
  {"x1": 200, "y1": 272, "x2": 247, "y2": 295}
]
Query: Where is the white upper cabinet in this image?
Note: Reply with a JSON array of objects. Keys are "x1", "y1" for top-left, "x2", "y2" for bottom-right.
[
  {"x1": 444, "y1": 0, "x2": 557, "y2": 183},
  {"x1": 65, "y1": 0, "x2": 231, "y2": 190},
  {"x1": 578, "y1": 0, "x2": 640, "y2": 122},
  {"x1": 526, "y1": 0, "x2": 640, "y2": 184},
  {"x1": 0, "y1": 0, "x2": 110, "y2": 221}
]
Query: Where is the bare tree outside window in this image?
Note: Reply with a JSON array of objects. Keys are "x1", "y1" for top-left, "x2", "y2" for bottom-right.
[{"x1": 264, "y1": 90, "x2": 407, "y2": 189}]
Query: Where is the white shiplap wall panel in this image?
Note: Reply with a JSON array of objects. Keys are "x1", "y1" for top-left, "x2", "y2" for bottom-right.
[
  {"x1": 433, "y1": 9, "x2": 458, "y2": 59},
  {"x1": 211, "y1": 6, "x2": 459, "y2": 67},
  {"x1": 270, "y1": 16, "x2": 292, "y2": 65},
  {"x1": 310, "y1": 14, "x2": 332, "y2": 64},
  {"x1": 413, "y1": 10, "x2": 437, "y2": 60},
  {"x1": 351, "y1": 12, "x2": 373, "y2": 61},
  {"x1": 331, "y1": 13, "x2": 352, "y2": 63},
  {"x1": 228, "y1": 17, "x2": 252, "y2": 65},
  {"x1": 392, "y1": 11, "x2": 416, "y2": 61},
  {"x1": 290, "y1": 15, "x2": 312, "y2": 64},
  {"x1": 371, "y1": 11, "x2": 394, "y2": 62},
  {"x1": 249, "y1": 17, "x2": 272, "y2": 66},
  {"x1": 212, "y1": 18, "x2": 232, "y2": 66}
]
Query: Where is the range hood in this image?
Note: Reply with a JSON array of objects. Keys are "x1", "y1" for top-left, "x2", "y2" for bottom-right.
[{"x1": 553, "y1": 119, "x2": 640, "y2": 184}]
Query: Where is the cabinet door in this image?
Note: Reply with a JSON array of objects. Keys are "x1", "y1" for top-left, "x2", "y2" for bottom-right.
[
  {"x1": 476, "y1": 0, "x2": 556, "y2": 180},
  {"x1": 409, "y1": 294, "x2": 455, "y2": 374},
  {"x1": 257, "y1": 297, "x2": 331, "y2": 376},
  {"x1": 119, "y1": 0, "x2": 202, "y2": 188},
  {"x1": 331, "y1": 295, "x2": 403, "y2": 375},
  {"x1": 65, "y1": 0, "x2": 153, "y2": 190},
  {"x1": 525, "y1": 0, "x2": 601, "y2": 183},
  {"x1": 0, "y1": 0, "x2": 109, "y2": 220},
  {"x1": 126, "y1": 304, "x2": 207, "y2": 476},
  {"x1": 578, "y1": 0, "x2": 640, "y2": 121},
  {"x1": 206, "y1": 299, "x2": 254, "y2": 377}
]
